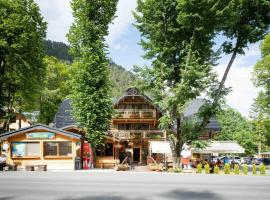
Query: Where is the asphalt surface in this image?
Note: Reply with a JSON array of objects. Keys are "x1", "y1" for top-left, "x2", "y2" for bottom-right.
[{"x1": 0, "y1": 171, "x2": 269, "y2": 200}]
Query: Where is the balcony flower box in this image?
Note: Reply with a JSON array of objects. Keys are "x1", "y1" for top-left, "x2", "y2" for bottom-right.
[
  {"x1": 116, "y1": 112, "x2": 124, "y2": 118},
  {"x1": 129, "y1": 112, "x2": 140, "y2": 118},
  {"x1": 142, "y1": 112, "x2": 153, "y2": 118}
]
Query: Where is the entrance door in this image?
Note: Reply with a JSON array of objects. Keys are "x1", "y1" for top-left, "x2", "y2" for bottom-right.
[{"x1": 133, "y1": 148, "x2": 140, "y2": 163}]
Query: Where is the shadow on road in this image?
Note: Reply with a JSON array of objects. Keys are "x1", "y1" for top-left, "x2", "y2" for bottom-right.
[
  {"x1": 59, "y1": 196, "x2": 146, "y2": 200},
  {"x1": 0, "y1": 197, "x2": 14, "y2": 200},
  {"x1": 161, "y1": 189, "x2": 224, "y2": 200},
  {"x1": 57, "y1": 189, "x2": 223, "y2": 200}
]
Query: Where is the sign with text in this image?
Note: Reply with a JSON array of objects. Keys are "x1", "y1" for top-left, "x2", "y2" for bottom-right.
[{"x1": 26, "y1": 132, "x2": 55, "y2": 139}]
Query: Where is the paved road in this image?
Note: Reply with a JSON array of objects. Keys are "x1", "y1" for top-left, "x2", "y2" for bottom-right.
[{"x1": 0, "y1": 171, "x2": 269, "y2": 200}]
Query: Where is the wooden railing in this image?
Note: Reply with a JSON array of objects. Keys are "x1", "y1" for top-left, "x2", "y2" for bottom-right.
[
  {"x1": 110, "y1": 130, "x2": 166, "y2": 140},
  {"x1": 115, "y1": 109, "x2": 156, "y2": 119}
]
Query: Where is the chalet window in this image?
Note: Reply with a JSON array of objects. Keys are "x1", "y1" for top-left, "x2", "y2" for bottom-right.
[
  {"x1": 96, "y1": 143, "x2": 113, "y2": 156},
  {"x1": 44, "y1": 142, "x2": 72, "y2": 157},
  {"x1": 11, "y1": 142, "x2": 40, "y2": 157},
  {"x1": 105, "y1": 143, "x2": 113, "y2": 156}
]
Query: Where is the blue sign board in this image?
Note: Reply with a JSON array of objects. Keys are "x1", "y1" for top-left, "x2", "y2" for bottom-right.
[{"x1": 26, "y1": 132, "x2": 55, "y2": 139}]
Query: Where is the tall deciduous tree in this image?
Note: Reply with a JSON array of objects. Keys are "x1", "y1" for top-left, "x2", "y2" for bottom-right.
[
  {"x1": 134, "y1": 0, "x2": 219, "y2": 167},
  {"x1": 0, "y1": 0, "x2": 46, "y2": 132},
  {"x1": 201, "y1": 0, "x2": 270, "y2": 127},
  {"x1": 67, "y1": 0, "x2": 118, "y2": 147}
]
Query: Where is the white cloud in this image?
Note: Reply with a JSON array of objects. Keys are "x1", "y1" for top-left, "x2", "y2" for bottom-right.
[
  {"x1": 35, "y1": 0, "x2": 137, "y2": 45},
  {"x1": 106, "y1": 0, "x2": 137, "y2": 46},
  {"x1": 35, "y1": 0, "x2": 73, "y2": 43},
  {"x1": 113, "y1": 43, "x2": 128, "y2": 51},
  {"x1": 214, "y1": 44, "x2": 261, "y2": 117}
]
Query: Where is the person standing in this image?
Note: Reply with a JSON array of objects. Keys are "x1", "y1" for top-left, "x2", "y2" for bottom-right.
[{"x1": 0, "y1": 154, "x2": 6, "y2": 171}]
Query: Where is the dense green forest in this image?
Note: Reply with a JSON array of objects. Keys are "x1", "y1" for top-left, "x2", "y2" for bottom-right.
[
  {"x1": 44, "y1": 40, "x2": 73, "y2": 63},
  {"x1": 33, "y1": 40, "x2": 136, "y2": 124},
  {"x1": 109, "y1": 61, "x2": 136, "y2": 98},
  {"x1": 43, "y1": 40, "x2": 135, "y2": 98}
]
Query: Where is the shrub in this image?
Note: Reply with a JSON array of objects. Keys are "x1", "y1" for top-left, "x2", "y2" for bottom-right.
[
  {"x1": 205, "y1": 164, "x2": 210, "y2": 174},
  {"x1": 234, "y1": 164, "x2": 240, "y2": 175},
  {"x1": 252, "y1": 164, "x2": 257, "y2": 175},
  {"x1": 214, "y1": 165, "x2": 219, "y2": 174},
  {"x1": 174, "y1": 167, "x2": 182, "y2": 173},
  {"x1": 242, "y1": 164, "x2": 248, "y2": 175},
  {"x1": 224, "y1": 163, "x2": 231, "y2": 174},
  {"x1": 148, "y1": 163, "x2": 163, "y2": 171},
  {"x1": 259, "y1": 164, "x2": 266, "y2": 175},
  {"x1": 197, "y1": 163, "x2": 202, "y2": 174}
]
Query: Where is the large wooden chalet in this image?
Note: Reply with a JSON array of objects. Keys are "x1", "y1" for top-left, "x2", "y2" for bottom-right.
[{"x1": 103, "y1": 87, "x2": 166, "y2": 166}]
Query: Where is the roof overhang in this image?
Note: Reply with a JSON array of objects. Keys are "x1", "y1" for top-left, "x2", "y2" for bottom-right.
[
  {"x1": 149, "y1": 141, "x2": 171, "y2": 154},
  {"x1": 0, "y1": 124, "x2": 82, "y2": 140},
  {"x1": 192, "y1": 141, "x2": 245, "y2": 154}
]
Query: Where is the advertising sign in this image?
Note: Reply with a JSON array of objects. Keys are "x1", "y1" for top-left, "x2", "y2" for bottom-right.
[
  {"x1": 26, "y1": 132, "x2": 55, "y2": 139},
  {"x1": 82, "y1": 143, "x2": 94, "y2": 169},
  {"x1": 12, "y1": 142, "x2": 26, "y2": 157}
]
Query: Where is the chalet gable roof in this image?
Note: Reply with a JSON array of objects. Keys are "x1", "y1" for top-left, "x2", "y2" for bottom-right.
[
  {"x1": 113, "y1": 87, "x2": 162, "y2": 112},
  {"x1": 183, "y1": 98, "x2": 220, "y2": 131},
  {"x1": 0, "y1": 124, "x2": 81, "y2": 139},
  {"x1": 54, "y1": 99, "x2": 76, "y2": 128}
]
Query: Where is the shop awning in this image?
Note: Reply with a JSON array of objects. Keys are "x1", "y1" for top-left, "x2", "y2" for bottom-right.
[
  {"x1": 150, "y1": 141, "x2": 172, "y2": 154},
  {"x1": 192, "y1": 141, "x2": 245, "y2": 154}
]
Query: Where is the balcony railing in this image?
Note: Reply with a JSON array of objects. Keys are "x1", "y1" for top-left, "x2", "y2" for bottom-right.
[
  {"x1": 115, "y1": 109, "x2": 156, "y2": 119},
  {"x1": 110, "y1": 130, "x2": 166, "y2": 140}
]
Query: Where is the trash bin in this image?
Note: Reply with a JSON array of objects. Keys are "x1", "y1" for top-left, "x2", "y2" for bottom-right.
[{"x1": 74, "y1": 157, "x2": 81, "y2": 170}]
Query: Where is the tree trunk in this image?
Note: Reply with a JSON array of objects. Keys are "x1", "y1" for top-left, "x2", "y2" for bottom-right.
[
  {"x1": 213, "y1": 49, "x2": 237, "y2": 105},
  {"x1": 19, "y1": 110, "x2": 22, "y2": 129},
  {"x1": 200, "y1": 47, "x2": 238, "y2": 128},
  {"x1": 169, "y1": 117, "x2": 184, "y2": 169}
]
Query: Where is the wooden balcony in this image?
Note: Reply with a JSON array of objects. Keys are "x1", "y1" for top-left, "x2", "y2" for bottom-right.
[
  {"x1": 115, "y1": 109, "x2": 156, "y2": 119},
  {"x1": 109, "y1": 130, "x2": 166, "y2": 140}
]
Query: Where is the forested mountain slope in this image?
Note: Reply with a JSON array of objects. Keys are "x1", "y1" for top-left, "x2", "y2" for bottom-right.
[{"x1": 44, "y1": 40, "x2": 136, "y2": 98}]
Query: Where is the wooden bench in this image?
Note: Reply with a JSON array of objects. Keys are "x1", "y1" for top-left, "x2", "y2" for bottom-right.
[
  {"x1": 25, "y1": 165, "x2": 47, "y2": 171},
  {"x1": 100, "y1": 160, "x2": 119, "y2": 169},
  {"x1": 95, "y1": 158, "x2": 119, "y2": 169}
]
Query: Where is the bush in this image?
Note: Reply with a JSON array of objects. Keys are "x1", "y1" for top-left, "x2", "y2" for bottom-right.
[
  {"x1": 197, "y1": 163, "x2": 202, "y2": 174},
  {"x1": 234, "y1": 164, "x2": 240, "y2": 175},
  {"x1": 115, "y1": 164, "x2": 129, "y2": 171},
  {"x1": 174, "y1": 167, "x2": 182, "y2": 173},
  {"x1": 224, "y1": 163, "x2": 231, "y2": 174},
  {"x1": 205, "y1": 164, "x2": 210, "y2": 174},
  {"x1": 148, "y1": 163, "x2": 163, "y2": 172},
  {"x1": 252, "y1": 164, "x2": 257, "y2": 175},
  {"x1": 214, "y1": 165, "x2": 219, "y2": 174},
  {"x1": 242, "y1": 164, "x2": 248, "y2": 175},
  {"x1": 259, "y1": 164, "x2": 266, "y2": 175}
]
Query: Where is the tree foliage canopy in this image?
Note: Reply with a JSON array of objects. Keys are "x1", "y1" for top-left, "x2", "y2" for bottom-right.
[
  {"x1": 216, "y1": 108, "x2": 257, "y2": 155},
  {"x1": 38, "y1": 56, "x2": 70, "y2": 125},
  {"x1": 0, "y1": 0, "x2": 46, "y2": 132},
  {"x1": 134, "y1": 0, "x2": 220, "y2": 167},
  {"x1": 252, "y1": 33, "x2": 270, "y2": 150},
  {"x1": 68, "y1": 0, "x2": 118, "y2": 147}
]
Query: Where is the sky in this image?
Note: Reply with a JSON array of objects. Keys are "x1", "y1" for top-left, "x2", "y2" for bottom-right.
[{"x1": 34, "y1": 0, "x2": 262, "y2": 117}]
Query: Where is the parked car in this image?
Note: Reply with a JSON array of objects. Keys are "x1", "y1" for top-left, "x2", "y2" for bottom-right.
[
  {"x1": 220, "y1": 156, "x2": 242, "y2": 165},
  {"x1": 254, "y1": 158, "x2": 270, "y2": 165}
]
